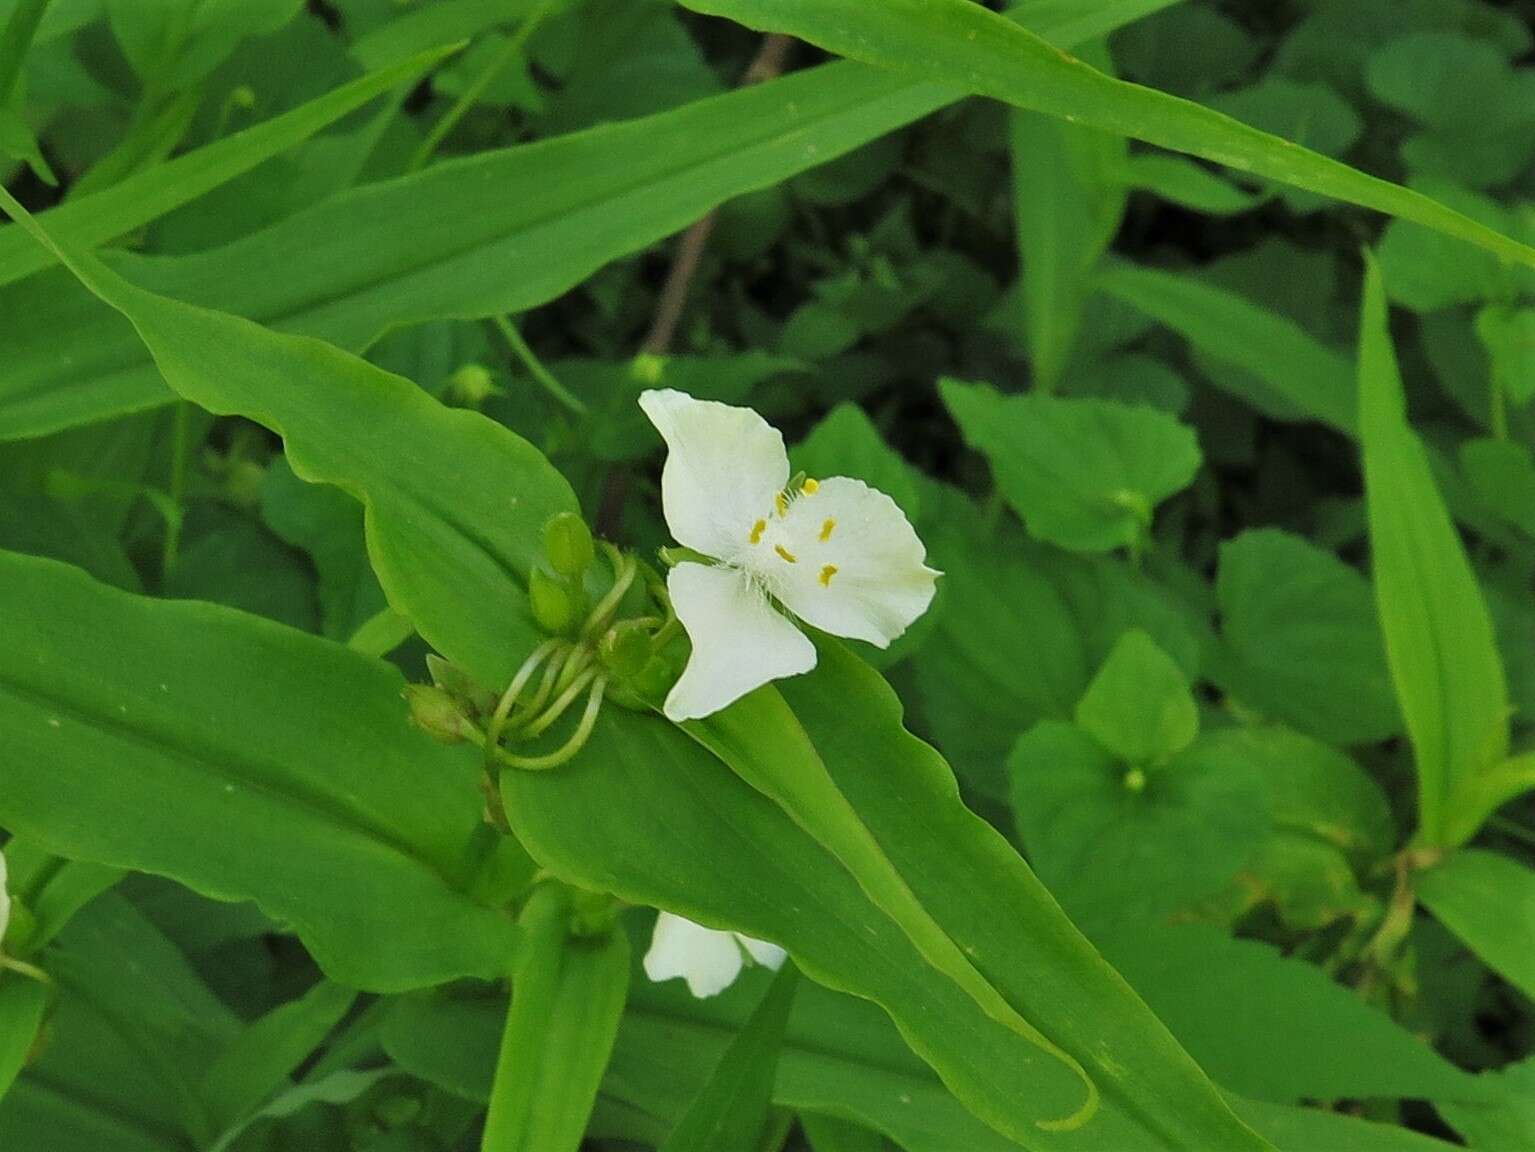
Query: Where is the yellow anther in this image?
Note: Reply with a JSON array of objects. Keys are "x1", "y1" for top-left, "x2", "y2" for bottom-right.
[
  {"x1": 749, "y1": 519, "x2": 766, "y2": 544},
  {"x1": 819, "y1": 564, "x2": 838, "y2": 586},
  {"x1": 774, "y1": 492, "x2": 789, "y2": 517},
  {"x1": 774, "y1": 544, "x2": 798, "y2": 564},
  {"x1": 819, "y1": 518, "x2": 836, "y2": 541},
  {"x1": 802, "y1": 478, "x2": 820, "y2": 494}
]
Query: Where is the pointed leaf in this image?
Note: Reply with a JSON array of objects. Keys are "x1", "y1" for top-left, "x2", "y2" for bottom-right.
[
  {"x1": 0, "y1": 550, "x2": 519, "y2": 991},
  {"x1": 1358, "y1": 255, "x2": 1510, "y2": 847},
  {"x1": 661, "y1": 962, "x2": 799, "y2": 1152},
  {"x1": 677, "y1": 0, "x2": 1535, "y2": 269},
  {"x1": 1416, "y1": 849, "x2": 1535, "y2": 1004},
  {"x1": 481, "y1": 886, "x2": 630, "y2": 1152}
]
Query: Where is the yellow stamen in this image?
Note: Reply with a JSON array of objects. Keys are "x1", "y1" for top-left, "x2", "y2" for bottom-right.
[
  {"x1": 774, "y1": 492, "x2": 788, "y2": 517},
  {"x1": 819, "y1": 518, "x2": 836, "y2": 541},
  {"x1": 802, "y1": 478, "x2": 820, "y2": 494},
  {"x1": 774, "y1": 544, "x2": 798, "y2": 564},
  {"x1": 819, "y1": 564, "x2": 838, "y2": 586},
  {"x1": 748, "y1": 519, "x2": 766, "y2": 544}
]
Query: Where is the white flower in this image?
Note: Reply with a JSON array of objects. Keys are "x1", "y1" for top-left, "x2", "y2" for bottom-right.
[
  {"x1": 643, "y1": 911, "x2": 786, "y2": 998},
  {"x1": 639, "y1": 389, "x2": 939, "y2": 721}
]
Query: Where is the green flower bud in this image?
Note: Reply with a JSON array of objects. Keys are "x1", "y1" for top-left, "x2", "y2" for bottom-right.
[
  {"x1": 599, "y1": 620, "x2": 652, "y2": 679},
  {"x1": 568, "y1": 887, "x2": 622, "y2": 938},
  {"x1": 544, "y1": 512, "x2": 595, "y2": 579},
  {"x1": 529, "y1": 566, "x2": 581, "y2": 635},
  {"x1": 403, "y1": 684, "x2": 470, "y2": 744},
  {"x1": 425, "y1": 654, "x2": 495, "y2": 716},
  {"x1": 447, "y1": 363, "x2": 499, "y2": 408}
]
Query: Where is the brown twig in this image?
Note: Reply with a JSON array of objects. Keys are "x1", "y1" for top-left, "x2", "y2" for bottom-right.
[
  {"x1": 599, "y1": 33, "x2": 793, "y2": 536},
  {"x1": 636, "y1": 34, "x2": 794, "y2": 356}
]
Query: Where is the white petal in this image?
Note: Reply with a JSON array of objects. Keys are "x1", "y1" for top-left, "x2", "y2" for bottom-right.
[
  {"x1": 0, "y1": 848, "x2": 9, "y2": 946},
  {"x1": 750, "y1": 477, "x2": 939, "y2": 647},
  {"x1": 639, "y1": 389, "x2": 789, "y2": 560},
  {"x1": 738, "y1": 934, "x2": 787, "y2": 970},
  {"x1": 644, "y1": 912, "x2": 746, "y2": 998},
  {"x1": 663, "y1": 562, "x2": 816, "y2": 721}
]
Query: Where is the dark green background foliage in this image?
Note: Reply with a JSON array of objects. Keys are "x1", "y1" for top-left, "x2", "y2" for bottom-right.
[{"x1": 0, "y1": 0, "x2": 1533, "y2": 1149}]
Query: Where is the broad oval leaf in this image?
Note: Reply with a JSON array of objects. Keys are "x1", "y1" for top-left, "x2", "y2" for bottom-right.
[
  {"x1": 1213, "y1": 529, "x2": 1400, "y2": 746},
  {"x1": 0, "y1": 549, "x2": 518, "y2": 991},
  {"x1": 941, "y1": 379, "x2": 1202, "y2": 553}
]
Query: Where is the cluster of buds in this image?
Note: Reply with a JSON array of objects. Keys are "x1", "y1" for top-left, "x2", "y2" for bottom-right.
[{"x1": 406, "y1": 513, "x2": 685, "y2": 822}]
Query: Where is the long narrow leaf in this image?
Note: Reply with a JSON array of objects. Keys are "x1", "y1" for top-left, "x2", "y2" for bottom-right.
[
  {"x1": 0, "y1": 46, "x2": 456, "y2": 289},
  {"x1": 678, "y1": 0, "x2": 1535, "y2": 270},
  {"x1": 481, "y1": 887, "x2": 629, "y2": 1152},
  {"x1": 0, "y1": 0, "x2": 1174, "y2": 441},
  {"x1": 1357, "y1": 254, "x2": 1510, "y2": 847}
]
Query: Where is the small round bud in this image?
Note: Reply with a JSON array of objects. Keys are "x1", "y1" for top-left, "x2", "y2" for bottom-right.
[
  {"x1": 403, "y1": 685, "x2": 469, "y2": 744},
  {"x1": 425, "y1": 654, "x2": 495, "y2": 715},
  {"x1": 567, "y1": 888, "x2": 621, "y2": 937},
  {"x1": 599, "y1": 621, "x2": 652, "y2": 679},
  {"x1": 529, "y1": 567, "x2": 580, "y2": 635},
  {"x1": 544, "y1": 512, "x2": 595, "y2": 579},
  {"x1": 448, "y1": 363, "x2": 498, "y2": 408},
  {"x1": 1123, "y1": 767, "x2": 1148, "y2": 794}
]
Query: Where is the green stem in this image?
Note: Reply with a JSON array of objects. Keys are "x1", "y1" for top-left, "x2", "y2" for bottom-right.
[
  {"x1": 519, "y1": 667, "x2": 598, "y2": 740},
  {"x1": 497, "y1": 677, "x2": 606, "y2": 771},
  {"x1": 514, "y1": 643, "x2": 571, "y2": 725},
  {"x1": 161, "y1": 401, "x2": 191, "y2": 580},
  {"x1": 491, "y1": 314, "x2": 588, "y2": 415},
  {"x1": 408, "y1": 2, "x2": 551, "y2": 173},
  {"x1": 583, "y1": 546, "x2": 637, "y2": 637},
  {"x1": 1490, "y1": 375, "x2": 1508, "y2": 441},
  {"x1": 0, "y1": 954, "x2": 50, "y2": 984},
  {"x1": 485, "y1": 639, "x2": 564, "y2": 762}
]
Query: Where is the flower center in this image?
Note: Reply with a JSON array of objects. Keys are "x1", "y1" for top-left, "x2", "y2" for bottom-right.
[{"x1": 740, "y1": 478, "x2": 842, "y2": 591}]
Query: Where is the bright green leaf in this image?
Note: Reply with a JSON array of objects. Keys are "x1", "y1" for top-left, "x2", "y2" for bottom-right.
[
  {"x1": 1358, "y1": 254, "x2": 1510, "y2": 847},
  {"x1": 1010, "y1": 722, "x2": 1267, "y2": 924},
  {"x1": 1075, "y1": 629, "x2": 1198, "y2": 764},
  {"x1": 941, "y1": 379, "x2": 1202, "y2": 553},
  {"x1": 676, "y1": 0, "x2": 1535, "y2": 269},
  {"x1": 1417, "y1": 849, "x2": 1535, "y2": 1003},
  {"x1": 0, "y1": 550, "x2": 519, "y2": 991},
  {"x1": 1214, "y1": 529, "x2": 1400, "y2": 745},
  {"x1": 660, "y1": 962, "x2": 799, "y2": 1152},
  {"x1": 1095, "y1": 262, "x2": 1357, "y2": 433},
  {"x1": 481, "y1": 886, "x2": 630, "y2": 1152}
]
